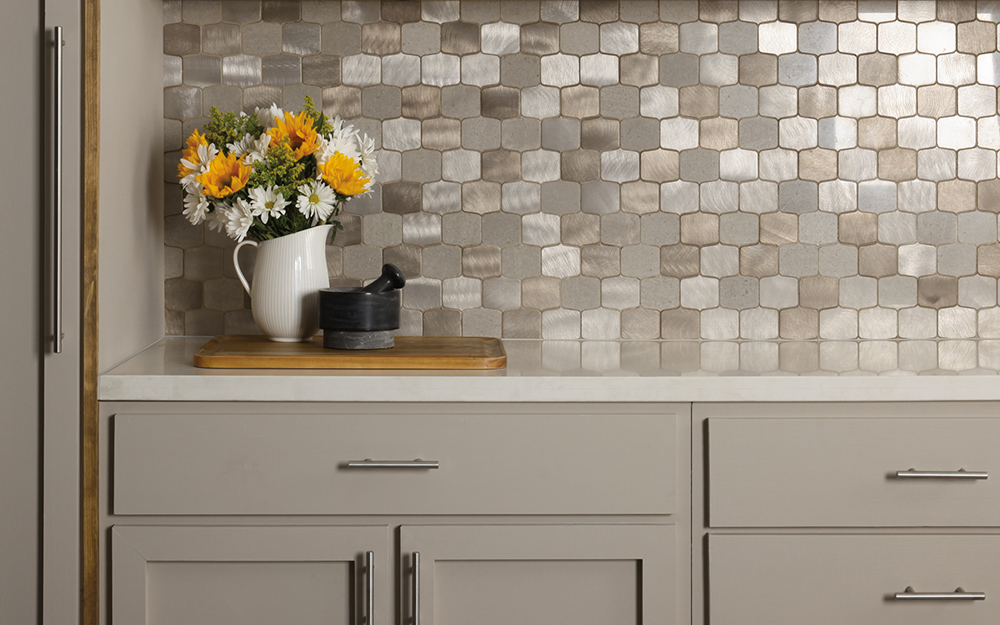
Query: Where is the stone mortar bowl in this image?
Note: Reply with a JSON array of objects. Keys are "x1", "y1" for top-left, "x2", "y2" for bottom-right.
[{"x1": 319, "y1": 288, "x2": 401, "y2": 350}]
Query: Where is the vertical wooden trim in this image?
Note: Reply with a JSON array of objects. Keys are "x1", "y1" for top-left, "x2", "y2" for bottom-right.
[{"x1": 81, "y1": 0, "x2": 99, "y2": 624}]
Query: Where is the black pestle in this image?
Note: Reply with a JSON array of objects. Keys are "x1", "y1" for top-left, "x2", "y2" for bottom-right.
[{"x1": 362, "y1": 263, "x2": 406, "y2": 293}]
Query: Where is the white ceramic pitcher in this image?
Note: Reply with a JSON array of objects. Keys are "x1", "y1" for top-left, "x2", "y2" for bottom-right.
[{"x1": 233, "y1": 224, "x2": 333, "y2": 342}]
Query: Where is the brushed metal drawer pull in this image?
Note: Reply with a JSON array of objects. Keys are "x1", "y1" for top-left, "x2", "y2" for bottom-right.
[
  {"x1": 894, "y1": 586, "x2": 986, "y2": 601},
  {"x1": 364, "y1": 550, "x2": 374, "y2": 625},
  {"x1": 895, "y1": 469, "x2": 988, "y2": 480},
  {"x1": 346, "y1": 459, "x2": 440, "y2": 469},
  {"x1": 411, "y1": 552, "x2": 421, "y2": 625}
]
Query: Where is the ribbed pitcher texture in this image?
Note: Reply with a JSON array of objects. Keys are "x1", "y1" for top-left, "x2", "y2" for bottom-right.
[{"x1": 233, "y1": 225, "x2": 333, "y2": 342}]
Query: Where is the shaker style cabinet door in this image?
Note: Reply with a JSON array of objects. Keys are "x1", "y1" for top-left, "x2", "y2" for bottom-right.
[
  {"x1": 112, "y1": 525, "x2": 389, "y2": 625},
  {"x1": 400, "y1": 524, "x2": 676, "y2": 625}
]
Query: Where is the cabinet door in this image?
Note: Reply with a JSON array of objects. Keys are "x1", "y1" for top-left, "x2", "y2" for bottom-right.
[
  {"x1": 112, "y1": 525, "x2": 389, "y2": 625},
  {"x1": 400, "y1": 524, "x2": 675, "y2": 625}
]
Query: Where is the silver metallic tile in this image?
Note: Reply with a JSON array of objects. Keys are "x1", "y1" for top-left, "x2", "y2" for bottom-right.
[
  {"x1": 798, "y1": 21, "x2": 837, "y2": 55},
  {"x1": 938, "y1": 242, "x2": 978, "y2": 277},
  {"x1": 381, "y1": 117, "x2": 421, "y2": 151},
  {"x1": 877, "y1": 85, "x2": 917, "y2": 118},
  {"x1": 501, "y1": 181, "x2": 541, "y2": 215},
  {"x1": 541, "y1": 0, "x2": 578, "y2": 23},
  {"x1": 600, "y1": 21, "x2": 639, "y2": 55},
  {"x1": 580, "y1": 53, "x2": 619, "y2": 87},
  {"x1": 717, "y1": 20, "x2": 756, "y2": 56},
  {"x1": 341, "y1": 54, "x2": 381, "y2": 87},
  {"x1": 378, "y1": 54, "x2": 419, "y2": 87},
  {"x1": 938, "y1": 53, "x2": 977, "y2": 87},
  {"x1": 442, "y1": 148, "x2": 482, "y2": 183},
  {"x1": 421, "y1": 53, "x2": 461, "y2": 87},
  {"x1": 261, "y1": 54, "x2": 301, "y2": 87},
  {"x1": 600, "y1": 149, "x2": 640, "y2": 184},
  {"x1": 699, "y1": 181, "x2": 738, "y2": 214},
  {"x1": 896, "y1": 116, "x2": 936, "y2": 150},
  {"x1": 659, "y1": 53, "x2": 700, "y2": 88},
  {"x1": 482, "y1": 276, "x2": 521, "y2": 310},
  {"x1": 779, "y1": 117, "x2": 818, "y2": 150},
  {"x1": 421, "y1": 181, "x2": 462, "y2": 215},
  {"x1": 522, "y1": 212, "x2": 561, "y2": 247},
  {"x1": 837, "y1": 148, "x2": 878, "y2": 182},
  {"x1": 522, "y1": 149, "x2": 561, "y2": 183},
  {"x1": 221, "y1": 53, "x2": 262, "y2": 88},
  {"x1": 758, "y1": 148, "x2": 799, "y2": 182},
  {"x1": 859, "y1": 180, "x2": 897, "y2": 213},
  {"x1": 913, "y1": 20, "x2": 957, "y2": 57},
  {"x1": 659, "y1": 118, "x2": 699, "y2": 151},
  {"x1": 958, "y1": 211, "x2": 998, "y2": 245},
  {"x1": 521, "y1": 85, "x2": 560, "y2": 119},
  {"x1": 977, "y1": 52, "x2": 1000, "y2": 87},
  {"x1": 700, "y1": 244, "x2": 740, "y2": 278},
  {"x1": 958, "y1": 148, "x2": 997, "y2": 181},
  {"x1": 818, "y1": 180, "x2": 857, "y2": 214},
  {"x1": 838, "y1": 21, "x2": 877, "y2": 55},
  {"x1": 959, "y1": 275, "x2": 998, "y2": 308},
  {"x1": 422, "y1": 1, "x2": 461, "y2": 23},
  {"x1": 738, "y1": 0, "x2": 777, "y2": 22},
  {"x1": 719, "y1": 85, "x2": 759, "y2": 119},
  {"x1": 541, "y1": 245, "x2": 581, "y2": 278},
  {"x1": 758, "y1": 20, "x2": 797, "y2": 55},
  {"x1": 481, "y1": 21, "x2": 519, "y2": 55},
  {"x1": 719, "y1": 149, "x2": 758, "y2": 182},
  {"x1": 938, "y1": 116, "x2": 978, "y2": 150},
  {"x1": 164, "y1": 55, "x2": 182, "y2": 88},
  {"x1": 758, "y1": 85, "x2": 798, "y2": 120},
  {"x1": 282, "y1": 22, "x2": 321, "y2": 56},
  {"x1": 700, "y1": 53, "x2": 739, "y2": 87},
  {"x1": 857, "y1": 0, "x2": 895, "y2": 22},
  {"x1": 893, "y1": 52, "x2": 935, "y2": 87},
  {"x1": 817, "y1": 53, "x2": 857, "y2": 88},
  {"x1": 680, "y1": 276, "x2": 720, "y2": 310},
  {"x1": 541, "y1": 309, "x2": 581, "y2": 339},
  {"x1": 699, "y1": 308, "x2": 738, "y2": 340},
  {"x1": 958, "y1": 84, "x2": 996, "y2": 119},
  {"x1": 164, "y1": 86, "x2": 202, "y2": 120},
  {"x1": 878, "y1": 211, "x2": 917, "y2": 244},
  {"x1": 898, "y1": 243, "x2": 937, "y2": 276},
  {"x1": 500, "y1": 53, "x2": 541, "y2": 88},
  {"x1": 243, "y1": 21, "x2": 283, "y2": 57},
  {"x1": 679, "y1": 21, "x2": 718, "y2": 55},
  {"x1": 799, "y1": 211, "x2": 838, "y2": 245},
  {"x1": 878, "y1": 21, "x2": 917, "y2": 55},
  {"x1": 539, "y1": 54, "x2": 579, "y2": 88},
  {"x1": 979, "y1": 0, "x2": 1000, "y2": 20},
  {"x1": 777, "y1": 53, "x2": 817, "y2": 88},
  {"x1": 759, "y1": 275, "x2": 798, "y2": 309},
  {"x1": 458, "y1": 54, "x2": 499, "y2": 88},
  {"x1": 740, "y1": 308, "x2": 778, "y2": 340}
]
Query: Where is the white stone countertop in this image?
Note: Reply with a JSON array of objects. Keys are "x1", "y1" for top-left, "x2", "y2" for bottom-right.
[{"x1": 97, "y1": 336, "x2": 1000, "y2": 403}]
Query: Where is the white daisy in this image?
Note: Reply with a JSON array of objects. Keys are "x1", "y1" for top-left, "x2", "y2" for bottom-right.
[
  {"x1": 182, "y1": 191, "x2": 210, "y2": 226},
  {"x1": 206, "y1": 202, "x2": 229, "y2": 233},
  {"x1": 357, "y1": 134, "x2": 378, "y2": 189},
  {"x1": 222, "y1": 198, "x2": 256, "y2": 242},
  {"x1": 296, "y1": 181, "x2": 337, "y2": 225},
  {"x1": 180, "y1": 142, "x2": 218, "y2": 189},
  {"x1": 248, "y1": 185, "x2": 289, "y2": 224},
  {"x1": 256, "y1": 104, "x2": 284, "y2": 129}
]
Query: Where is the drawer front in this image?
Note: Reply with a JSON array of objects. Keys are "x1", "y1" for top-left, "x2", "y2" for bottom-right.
[
  {"x1": 113, "y1": 408, "x2": 675, "y2": 515},
  {"x1": 709, "y1": 417, "x2": 1000, "y2": 527},
  {"x1": 710, "y1": 534, "x2": 1000, "y2": 625}
]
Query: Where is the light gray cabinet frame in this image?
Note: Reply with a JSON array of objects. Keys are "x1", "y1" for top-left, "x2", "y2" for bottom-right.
[
  {"x1": 112, "y1": 525, "x2": 390, "y2": 625},
  {"x1": 400, "y1": 524, "x2": 676, "y2": 625}
]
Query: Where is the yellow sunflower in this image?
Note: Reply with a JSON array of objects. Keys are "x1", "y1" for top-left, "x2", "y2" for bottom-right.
[
  {"x1": 268, "y1": 110, "x2": 321, "y2": 160},
  {"x1": 318, "y1": 153, "x2": 371, "y2": 197},
  {"x1": 177, "y1": 128, "x2": 208, "y2": 179},
  {"x1": 196, "y1": 152, "x2": 251, "y2": 198}
]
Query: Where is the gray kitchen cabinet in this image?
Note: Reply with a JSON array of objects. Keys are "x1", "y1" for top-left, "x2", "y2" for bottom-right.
[
  {"x1": 401, "y1": 524, "x2": 676, "y2": 625},
  {"x1": 112, "y1": 525, "x2": 390, "y2": 625},
  {"x1": 694, "y1": 402, "x2": 1000, "y2": 625},
  {"x1": 2, "y1": 0, "x2": 83, "y2": 623},
  {"x1": 99, "y1": 401, "x2": 688, "y2": 625}
]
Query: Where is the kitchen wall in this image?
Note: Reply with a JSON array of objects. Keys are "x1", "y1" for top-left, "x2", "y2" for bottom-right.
[{"x1": 164, "y1": 0, "x2": 1000, "y2": 341}]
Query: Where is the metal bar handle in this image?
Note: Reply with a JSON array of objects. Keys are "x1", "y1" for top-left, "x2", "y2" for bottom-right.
[
  {"x1": 894, "y1": 586, "x2": 986, "y2": 601},
  {"x1": 412, "y1": 552, "x2": 420, "y2": 625},
  {"x1": 895, "y1": 469, "x2": 988, "y2": 480},
  {"x1": 347, "y1": 459, "x2": 440, "y2": 469},
  {"x1": 365, "y1": 551, "x2": 374, "y2": 625},
  {"x1": 52, "y1": 26, "x2": 64, "y2": 354}
]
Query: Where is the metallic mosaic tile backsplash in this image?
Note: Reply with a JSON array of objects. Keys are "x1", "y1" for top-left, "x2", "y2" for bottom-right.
[{"x1": 165, "y1": 0, "x2": 1000, "y2": 340}]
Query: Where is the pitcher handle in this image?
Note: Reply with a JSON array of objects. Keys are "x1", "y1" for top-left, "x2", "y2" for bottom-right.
[{"x1": 233, "y1": 239, "x2": 258, "y2": 295}]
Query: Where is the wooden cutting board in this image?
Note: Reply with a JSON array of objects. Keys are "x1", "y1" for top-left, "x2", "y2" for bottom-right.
[{"x1": 193, "y1": 335, "x2": 506, "y2": 370}]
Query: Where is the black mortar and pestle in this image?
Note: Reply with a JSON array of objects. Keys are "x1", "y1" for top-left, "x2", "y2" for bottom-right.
[{"x1": 319, "y1": 264, "x2": 406, "y2": 350}]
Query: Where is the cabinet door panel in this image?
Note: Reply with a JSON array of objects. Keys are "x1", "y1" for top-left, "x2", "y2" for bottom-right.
[
  {"x1": 710, "y1": 534, "x2": 1000, "y2": 625},
  {"x1": 112, "y1": 525, "x2": 389, "y2": 625},
  {"x1": 112, "y1": 408, "x2": 675, "y2": 515},
  {"x1": 709, "y1": 417, "x2": 1000, "y2": 527},
  {"x1": 401, "y1": 524, "x2": 675, "y2": 625}
]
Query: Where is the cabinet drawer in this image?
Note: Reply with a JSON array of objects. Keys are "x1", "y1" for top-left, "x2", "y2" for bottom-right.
[
  {"x1": 709, "y1": 534, "x2": 1000, "y2": 625},
  {"x1": 113, "y1": 407, "x2": 676, "y2": 515},
  {"x1": 709, "y1": 417, "x2": 1000, "y2": 527}
]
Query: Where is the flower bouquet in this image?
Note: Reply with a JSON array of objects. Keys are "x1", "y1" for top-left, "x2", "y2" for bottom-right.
[
  {"x1": 176, "y1": 97, "x2": 378, "y2": 342},
  {"x1": 177, "y1": 96, "x2": 377, "y2": 242}
]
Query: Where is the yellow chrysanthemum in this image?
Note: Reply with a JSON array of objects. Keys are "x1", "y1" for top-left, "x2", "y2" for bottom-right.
[
  {"x1": 268, "y1": 110, "x2": 321, "y2": 160},
  {"x1": 318, "y1": 153, "x2": 371, "y2": 197},
  {"x1": 196, "y1": 152, "x2": 251, "y2": 198},
  {"x1": 177, "y1": 129, "x2": 208, "y2": 179}
]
